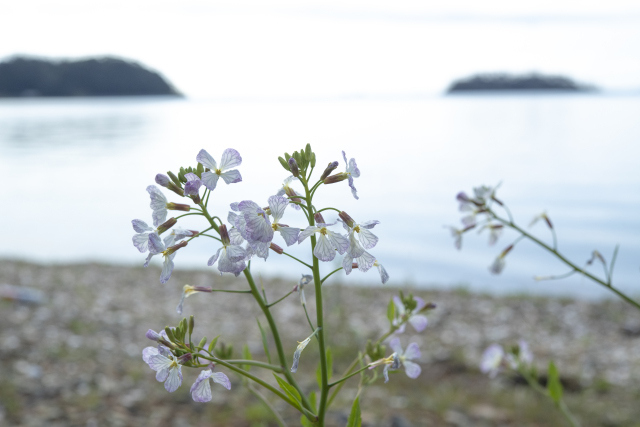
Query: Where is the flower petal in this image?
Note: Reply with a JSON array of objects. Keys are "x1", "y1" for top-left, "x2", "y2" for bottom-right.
[
  {"x1": 211, "y1": 372, "x2": 231, "y2": 390},
  {"x1": 200, "y1": 171, "x2": 220, "y2": 191},
  {"x1": 132, "y1": 219, "x2": 153, "y2": 233},
  {"x1": 403, "y1": 343, "x2": 421, "y2": 360},
  {"x1": 268, "y1": 195, "x2": 289, "y2": 223},
  {"x1": 402, "y1": 361, "x2": 421, "y2": 379},
  {"x1": 409, "y1": 315, "x2": 428, "y2": 333},
  {"x1": 327, "y1": 231, "x2": 349, "y2": 255},
  {"x1": 389, "y1": 338, "x2": 402, "y2": 355},
  {"x1": 219, "y1": 148, "x2": 242, "y2": 170},
  {"x1": 278, "y1": 226, "x2": 300, "y2": 246},
  {"x1": 297, "y1": 226, "x2": 318, "y2": 244},
  {"x1": 357, "y1": 228, "x2": 378, "y2": 250},
  {"x1": 133, "y1": 233, "x2": 150, "y2": 253},
  {"x1": 207, "y1": 247, "x2": 223, "y2": 267},
  {"x1": 219, "y1": 169, "x2": 242, "y2": 184},
  {"x1": 191, "y1": 369, "x2": 213, "y2": 402},
  {"x1": 196, "y1": 149, "x2": 217, "y2": 170},
  {"x1": 314, "y1": 235, "x2": 336, "y2": 262},
  {"x1": 164, "y1": 366, "x2": 183, "y2": 392}
]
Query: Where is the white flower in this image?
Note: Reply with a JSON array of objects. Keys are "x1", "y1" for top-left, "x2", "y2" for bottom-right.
[{"x1": 190, "y1": 367, "x2": 231, "y2": 402}]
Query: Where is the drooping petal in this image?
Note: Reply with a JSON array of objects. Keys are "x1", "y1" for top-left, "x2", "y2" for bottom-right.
[
  {"x1": 156, "y1": 367, "x2": 170, "y2": 382},
  {"x1": 164, "y1": 366, "x2": 183, "y2": 392},
  {"x1": 200, "y1": 171, "x2": 220, "y2": 191},
  {"x1": 342, "y1": 254, "x2": 353, "y2": 275},
  {"x1": 219, "y1": 169, "x2": 242, "y2": 184},
  {"x1": 278, "y1": 226, "x2": 300, "y2": 246},
  {"x1": 196, "y1": 149, "x2": 217, "y2": 170},
  {"x1": 226, "y1": 245, "x2": 247, "y2": 262},
  {"x1": 347, "y1": 176, "x2": 359, "y2": 200},
  {"x1": 160, "y1": 253, "x2": 176, "y2": 284},
  {"x1": 191, "y1": 370, "x2": 213, "y2": 402},
  {"x1": 210, "y1": 372, "x2": 231, "y2": 390},
  {"x1": 355, "y1": 251, "x2": 376, "y2": 272},
  {"x1": 402, "y1": 361, "x2": 421, "y2": 379},
  {"x1": 361, "y1": 220, "x2": 379, "y2": 230},
  {"x1": 219, "y1": 148, "x2": 242, "y2": 170},
  {"x1": 314, "y1": 234, "x2": 336, "y2": 262},
  {"x1": 148, "y1": 233, "x2": 166, "y2": 254},
  {"x1": 207, "y1": 247, "x2": 223, "y2": 267},
  {"x1": 375, "y1": 261, "x2": 389, "y2": 284}
]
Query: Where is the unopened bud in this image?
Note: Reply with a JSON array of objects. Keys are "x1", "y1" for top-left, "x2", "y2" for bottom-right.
[
  {"x1": 314, "y1": 212, "x2": 326, "y2": 224},
  {"x1": 269, "y1": 243, "x2": 284, "y2": 254},
  {"x1": 178, "y1": 353, "x2": 193, "y2": 363},
  {"x1": 156, "y1": 217, "x2": 177, "y2": 235},
  {"x1": 320, "y1": 161, "x2": 339, "y2": 181},
  {"x1": 323, "y1": 172, "x2": 348, "y2": 184},
  {"x1": 167, "y1": 182, "x2": 185, "y2": 197},
  {"x1": 338, "y1": 211, "x2": 355, "y2": 228},
  {"x1": 156, "y1": 174, "x2": 170, "y2": 187},
  {"x1": 352, "y1": 262, "x2": 358, "y2": 269},
  {"x1": 288, "y1": 158, "x2": 299, "y2": 177},
  {"x1": 166, "y1": 240, "x2": 188, "y2": 256},
  {"x1": 190, "y1": 194, "x2": 201, "y2": 204},
  {"x1": 219, "y1": 224, "x2": 230, "y2": 245},
  {"x1": 501, "y1": 244, "x2": 514, "y2": 258},
  {"x1": 166, "y1": 202, "x2": 190, "y2": 212},
  {"x1": 167, "y1": 171, "x2": 182, "y2": 187}
]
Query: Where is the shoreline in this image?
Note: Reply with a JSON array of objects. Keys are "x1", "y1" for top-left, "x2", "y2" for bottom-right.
[{"x1": 2, "y1": 260, "x2": 640, "y2": 425}]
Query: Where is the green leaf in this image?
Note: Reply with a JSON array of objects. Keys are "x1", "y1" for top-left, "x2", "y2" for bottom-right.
[
  {"x1": 547, "y1": 361, "x2": 563, "y2": 404},
  {"x1": 387, "y1": 298, "x2": 395, "y2": 325},
  {"x1": 197, "y1": 336, "x2": 207, "y2": 350},
  {"x1": 301, "y1": 416, "x2": 315, "y2": 427},
  {"x1": 346, "y1": 396, "x2": 362, "y2": 427},
  {"x1": 207, "y1": 335, "x2": 219, "y2": 353},
  {"x1": 308, "y1": 390, "x2": 317, "y2": 413},
  {"x1": 327, "y1": 348, "x2": 333, "y2": 381},
  {"x1": 273, "y1": 374, "x2": 302, "y2": 410},
  {"x1": 256, "y1": 319, "x2": 272, "y2": 364}
]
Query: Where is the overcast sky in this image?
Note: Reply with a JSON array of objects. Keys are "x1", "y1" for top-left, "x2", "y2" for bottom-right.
[{"x1": 3, "y1": 0, "x2": 640, "y2": 97}]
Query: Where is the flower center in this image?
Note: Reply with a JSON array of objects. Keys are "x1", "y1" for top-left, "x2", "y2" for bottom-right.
[{"x1": 319, "y1": 228, "x2": 327, "y2": 236}]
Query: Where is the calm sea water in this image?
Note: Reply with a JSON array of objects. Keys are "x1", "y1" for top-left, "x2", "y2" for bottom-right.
[{"x1": 1, "y1": 94, "x2": 638, "y2": 299}]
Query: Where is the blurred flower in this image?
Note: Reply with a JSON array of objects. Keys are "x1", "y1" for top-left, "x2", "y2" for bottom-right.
[
  {"x1": 191, "y1": 366, "x2": 231, "y2": 402},
  {"x1": 196, "y1": 148, "x2": 242, "y2": 191},
  {"x1": 298, "y1": 222, "x2": 349, "y2": 262},
  {"x1": 393, "y1": 296, "x2": 428, "y2": 333},
  {"x1": 489, "y1": 244, "x2": 513, "y2": 275},
  {"x1": 294, "y1": 274, "x2": 312, "y2": 306},
  {"x1": 176, "y1": 285, "x2": 212, "y2": 314},
  {"x1": 291, "y1": 331, "x2": 317, "y2": 373},
  {"x1": 389, "y1": 338, "x2": 421, "y2": 379},
  {"x1": 480, "y1": 344, "x2": 505, "y2": 378},
  {"x1": 529, "y1": 211, "x2": 553, "y2": 229}
]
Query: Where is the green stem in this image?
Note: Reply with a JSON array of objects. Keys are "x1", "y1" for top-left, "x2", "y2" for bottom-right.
[
  {"x1": 209, "y1": 289, "x2": 253, "y2": 294},
  {"x1": 267, "y1": 289, "x2": 295, "y2": 308},
  {"x1": 197, "y1": 355, "x2": 283, "y2": 372},
  {"x1": 316, "y1": 207, "x2": 341, "y2": 215},
  {"x1": 243, "y1": 269, "x2": 315, "y2": 413},
  {"x1": 281, "y1": 251, "x2": 313, "y2": 269},
  {"x1": 519, "y1": 368, "x2": 580, "y2": 427},
  {"x1": 328, "y1": 364, "x2": 371, "y2": 388},
  {"x1": 303, "y1": 304, "x2": 315, "y2": 332},
  {"x1": 321, "y1": 267, "x2": 343, "y2": 285},
  {"x1": 492, "y1": 211, "x2": 640, "y2": 311}
]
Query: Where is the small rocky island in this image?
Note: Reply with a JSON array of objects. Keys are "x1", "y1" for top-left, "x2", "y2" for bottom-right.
[
  {"x1": 447, "y1": 73, "x2": 595, "y2": 93},
  {"x1": 0, "y1": 56, "x2": 182, "y2": 97}
]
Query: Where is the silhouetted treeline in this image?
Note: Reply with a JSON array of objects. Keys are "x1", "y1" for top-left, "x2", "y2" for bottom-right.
[
  {"x1": 447, "y1": 73, "x2": 596, "y2": 93},
  {"x1": 0, "y1": 56, "x2": 182, "y2": 97}
]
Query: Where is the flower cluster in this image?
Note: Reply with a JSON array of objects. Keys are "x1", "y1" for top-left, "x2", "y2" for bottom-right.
[{"x1": 480, "y1": 340, "x2": 533, "y2": 378}]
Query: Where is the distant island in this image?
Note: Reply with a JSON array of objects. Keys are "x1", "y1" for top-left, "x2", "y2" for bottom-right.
[
  {"x1": 447, "y1": 73, "x2": 596, "y2": 93},
  {"x1": 0, "y1": 56, "x2": 182, "y2": 97}
]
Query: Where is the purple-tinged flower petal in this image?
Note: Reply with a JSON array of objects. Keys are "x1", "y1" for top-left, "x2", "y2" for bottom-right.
[
  {"x1": 208, "y1": 248, "x2": 223, "y2": 267},
  {"x1": 200, "y1": 171, "x2": 220, "y2": 191},
  {"x1": 133, "y1": 233, "x2": 151, "y2": 253},
  {"x1": 146, "y1": 330, "x2": 161, "y2": 342},
  {"x1": 297, "y1": 226, "x2": 318, "y2": 243},
  {"x1": 480, "y1": 344, "x2": 504, "y2": 378},
  {"x1": 403, "y1": 361, "x2": 421, "y2": 379},
  {"x1": 148, "y1": 233, "x2": 166, "y2": 254},
  {"x1": 342, "y1": 254, "x2": 354, "y2": 275},
  {"x1": 389, "y1": 338, "x2": 402, "y2": 354},
  {"x1": 143, "y1": 253, "x2": 155, "y2": 268},
  {"x1": 211, "y1": 372, "x2": 231, "y2": 390},
  {"x1": 220, "y1": 148, "x2": 242, "y2": 170},
  {"x1": 268, "y1": 195, "x2": 289, "y2": 223},
  {"x1": 278, "y1": 226, "x2": 300, "y2": 246},
  {"x1": 327, "y1": 231, "x2": 349, "y2": 255},
  {"x1": 147, "y1": 185, "x2": 168, "y2": 226},
  {"x1": 347, "y1": 176, "x2": 359, "y2": 200},
  {"x1": 184, "y1": 173, "x2": 202, "y2": 196},
  {"x1": 143, "y1": 346, "x2": 159, "y2": 363},
  {"x1": 191, "y1": 370, "x2": 213, "y2": 402},
  {"x1": 374, "y1": 260, "x2": 389, "y2": 284},
  {"x1": 408, "y1": 315, "x2": 428, "y2": 333},
  {"x1": 155, "y1": 174, "x2": 171, "y2": 187},
  {"x1": 196, "y1": 149, "x2": 217, "y2": 170},
  {"x1": 160, "y1": 253, "x2": 176, "y2": 284},
  {"x1": 404, "y1": 343, "x2": 421, "y2": 360},
  {"x1": 132, "y1": 219, "x2": 153, "y2": 233},
  {"x1": 357, "y1": 228, "x2": 378, "y2": 250},
  {"x1": 219, "y1": 169, "x2": 242, "y2": 184},
  {"x1": 355, "y1": 251, "x2": 376, "y2": 272},
  {"x1": 361, "y1": 220, "x2": 379, "y2": 229},
  {"x1": 228, "y1": 227, "x2": 244, "y2": 245},
  {"x1": 156, "y1": 367, "x2": 170, "y2": 382},
  {"x1": 314, "y1": 235, "x2": 336, "y2": 262},
  {"x1": 164, "y1": 365, "x2": 183, "y2": 392}
]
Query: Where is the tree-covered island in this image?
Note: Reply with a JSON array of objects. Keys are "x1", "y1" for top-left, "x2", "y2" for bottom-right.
[
  {"x1": 447, "y1": 73, "x2": 596, "y2": 93},
  {"x1": 0, "y1": 56, "x2": 182, "y2": 97}
]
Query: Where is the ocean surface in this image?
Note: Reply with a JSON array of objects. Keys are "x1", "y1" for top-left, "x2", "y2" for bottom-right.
[{"x1": 1, "y1": 94, "x2": 638, "y2": 299}]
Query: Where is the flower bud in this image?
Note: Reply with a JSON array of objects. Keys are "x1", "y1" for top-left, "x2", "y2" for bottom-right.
[
  {"x1": 165, "y1": 240, "x2": 188, "y2": 256},
  {"x1": 269, "y1": 243, "x2": 284, "y2": 254},
  {"x1": 156, "y1": 217, "x2": 177, "y2": 235},
  {"x1": 156, "y1": 174, "x2": 171, "y2": 187},
  {"x1": 178, "y1": 353, "x2": 193, "y2": 363},
  {"x1": 320, "y1": 161, "x2": 339, "y2": 181},
  {"x1": 313, "y1": 212, "x2": 325, "y2": 224},
  {"x1": 146, "y1": 329, "x2": 161, "y2": 341},
  {"x1": 219, "y1": 224, "x2": 230, "y2": 245},
  {"x1": 167, "y1": 182, "x2": 185, "y2": 197},
  {"x1": 323, "y1": 172, "x2": 348, "y2": 184},
  {"x1": 338, "y1": 211, "x2": 355, "y2": 228},
  {"x1": 190, "y1": 194, "x2": 201, "y2": 204},
  {"x1": 166, "y1": 202, "x2": 190, "y2": 212},
  {"x1": 288, "y1": 157, "x2": 300, "y2": 177}
]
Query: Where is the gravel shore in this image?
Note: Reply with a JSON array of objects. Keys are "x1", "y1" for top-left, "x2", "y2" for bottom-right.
[{"x1": 2, "y1": 260, "x2": 640, "y2": 426}]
